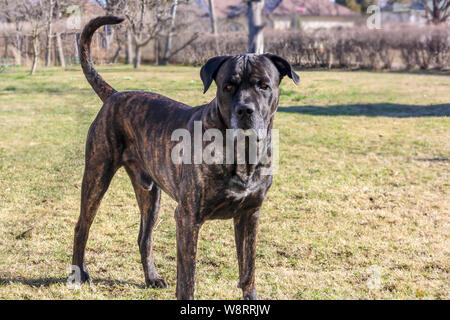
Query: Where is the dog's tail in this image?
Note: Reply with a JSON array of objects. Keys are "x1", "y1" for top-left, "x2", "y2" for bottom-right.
[{"x1": 80, "y1": 16, "x2": 124, "y2": 102}]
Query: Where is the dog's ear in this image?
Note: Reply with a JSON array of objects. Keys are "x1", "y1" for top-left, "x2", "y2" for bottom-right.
[
  {"x1": 200, "y1": 56, "x2": 232, "y2": 93},
  {"x1": 263, "y1": 53, "x2": 300, "y2": 85}
]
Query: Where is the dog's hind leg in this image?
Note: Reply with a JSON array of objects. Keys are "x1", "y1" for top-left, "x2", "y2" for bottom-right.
[
  {"x1": 72, "y1": 158, "x2": 117, "y2": 284},
  {"x1": 125, "y1": 165, "x2": 167, "y2": 289}
]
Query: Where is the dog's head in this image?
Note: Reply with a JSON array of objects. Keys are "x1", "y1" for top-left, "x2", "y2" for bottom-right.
[{"x1": 200, "y1": 54, "x2": 299, "y2": 136}]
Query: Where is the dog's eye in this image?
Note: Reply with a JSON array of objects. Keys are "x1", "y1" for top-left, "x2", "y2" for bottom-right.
[
  {"x1": 225, "y1": 84, "x2": 233, "y2": 91},
  {"x1": 259, "y1": 83, "x2": 269, "y2": 90}
]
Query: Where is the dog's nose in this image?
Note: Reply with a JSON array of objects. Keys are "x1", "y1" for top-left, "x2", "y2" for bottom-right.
[{"x1": 235, "y1": 104, "x2": 255, "y2": 117}]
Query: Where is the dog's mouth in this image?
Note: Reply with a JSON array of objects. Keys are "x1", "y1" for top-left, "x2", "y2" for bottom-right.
[
  {"x1": 230, "y1": 114, "x2": 266, "y2": 138},
  {"x1": 229, "y1": 128, "x2": 267, "y2": 142},
  {"x1": 230, "y1": 115, "x2": 251, "y2": 128}
]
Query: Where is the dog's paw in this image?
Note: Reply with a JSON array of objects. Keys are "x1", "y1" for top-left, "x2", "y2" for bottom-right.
[
  {"x1": 80, "y1": 269, "x2": 92, "y2": 284},
  {"x1": 146, "y1": 277, "x2": 168, "y2": 289},
  {"x1": 243, "y1": 288, "x2": 258, "y2": 300}
]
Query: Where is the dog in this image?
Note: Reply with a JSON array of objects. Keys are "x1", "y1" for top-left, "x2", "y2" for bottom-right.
[{"x1": 72, "y1": 16, "x2": 299, "y2": 300}]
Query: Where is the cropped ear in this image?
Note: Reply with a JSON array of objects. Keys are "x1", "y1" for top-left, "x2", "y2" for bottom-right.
[
  {"x1": 200, "y1": 55, "x2": 232, "y2": 93},
  {"x1": 263, "y1": 53, "x2": 300, "y2": 85}
]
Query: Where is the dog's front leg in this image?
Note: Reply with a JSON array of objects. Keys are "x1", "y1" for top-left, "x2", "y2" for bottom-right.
[
  {"x1": 175, "y1": 205, "x2": 201, "y2": 300},
  {"x1": 234, "y1": 210, "x2": 260, "y2": 300}
]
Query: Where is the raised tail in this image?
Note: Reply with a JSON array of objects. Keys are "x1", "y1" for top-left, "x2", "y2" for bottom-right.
[{"x1": 79, "y1": 16, "x2": 124, "y2": 102}]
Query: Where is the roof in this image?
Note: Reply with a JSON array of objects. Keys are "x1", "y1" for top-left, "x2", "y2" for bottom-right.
[
  {"x1": 381, "y1": 1, "x2": 426, "y2": 12},
  {"x1": 178, "y1": 0, "x2": 211, "y2": 18},
  {"x1": 207, "y1": 0, "x2": 360, "y2": 18},
  {"x1": 209, "y1": 0, "x2": 243, "y2": 18},
  {"x1": 269, "y1": 0, "x2": 360, "y2": 17}
]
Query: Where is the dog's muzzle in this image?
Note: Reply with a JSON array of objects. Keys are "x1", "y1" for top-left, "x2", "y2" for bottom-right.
[{"x1": 231, "y1": 103, "x2": 265, "y2": 133}]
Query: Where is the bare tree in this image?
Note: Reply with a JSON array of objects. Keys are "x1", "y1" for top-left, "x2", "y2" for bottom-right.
[
  {"x1": 101, "y1": 1, "x2": 135, "y2": 65},
  {"x1": 44, "y1": 0, "x2": 55, "y2": 66},
  {"x1": 124, "y1": 0, "x2": 170, "y2": 68},
  {"x1": 0, "y1": 0, "x2": 25, "y2": 65},
  {"x1": 55, "y1": 30, "x2": 65, "y2": 67},
  {"x1": 95, "y1": 0, "x2": 127, "y2": 56},
  {"x1": 161, "y1": 0, "x2": 178, "y2": 65},
  {"x1": 126, "y1": 28, "x2": 133, "y2": 64},
  {"x1": 19, "y1": 0, "x2": 47, "y2": 74},
  {"x1": 247, "y1": 0, "x2": 264, "y2": 54},
  {"x1": 424, "y1": 0, "x2": 450, "y2": 24},
  {"x1": 159, "y1": 0, "x2": 199, "y2": 65},
  {"x1": 45, "y1": 0, "x2": 79, "y2": 67},
  {"x1": 95, "y1": 0, "x2": 124, "y2": 15},
  {"x1": 394, "y1": 0, "x2": 450, "y2": 24},
  {"x1": 1, "y1": 0, "x2": 72, "y2": 72},
  {"x1": 54, "y1": 0, "x2": 72, "y2": 68}
]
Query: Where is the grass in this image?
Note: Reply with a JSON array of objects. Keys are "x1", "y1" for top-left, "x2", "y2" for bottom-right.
[{"x1": 0, "y1": 65, "x2": 449, "y2": 300}]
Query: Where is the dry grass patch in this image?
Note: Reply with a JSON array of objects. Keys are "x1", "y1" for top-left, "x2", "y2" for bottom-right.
[{"x1": 0, "y1": 65, "x2": 449, "y2": 299}]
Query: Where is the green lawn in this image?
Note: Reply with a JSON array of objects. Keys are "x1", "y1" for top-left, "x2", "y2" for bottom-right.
[{"x1": 0, "y1": 65, "x2": 449, "y2": 299}]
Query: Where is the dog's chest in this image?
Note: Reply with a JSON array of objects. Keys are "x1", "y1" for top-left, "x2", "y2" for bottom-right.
[{"x1": 204, "y1": 175, "x2": 269, "y2": 220}]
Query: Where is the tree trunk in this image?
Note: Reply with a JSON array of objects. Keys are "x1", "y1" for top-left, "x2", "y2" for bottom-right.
[
  {"x1": 24, "y1": 35, "x2": 28, "y2": 64},
  {"x1": 12, "y1": 35, "x2": 22, "y2": 66},
  {"x1": 208, "y1": 0, "x2": 218, "y2": 34},
  {"x1": 56, "y1": 32, "x2": 65, "y2": 67},
  {"x1": 154, "y1": 38, "x2": 160, "y2": 65},
  {"x1": 112, "y1": 32, "x2": 122, "y2": 64},
  {"x1": 432, "y1": 0, "x2": 439, "y2": 24},
  {"x1": 54, "y1": 36, "x2": 58, "y2": 66},
  {"x1": 45, "y1": 0, "x2": 55, "y2": 67},
  {"x1": 4, "y1": 37, "x2": 8, "y2": 57},
  {"x1": 112, "y1": 41, "x2": 122, "y2": 64},
  {"x1": 105, "y1": 25, "x2": 112, "y2": 50},
  {"x1": 426, "y1": 0, "x2": 449, "y2": 25},
  {"x1": 248, "y1": 0, "x2": 264, "y2": 54},
  {"x1": 134, "y1": 44, "x2": 141, "y2": 68},
  {"x1": 30, "y1": 35, "x2": 39, "y2": 75},
  {"x1": 11, "y1": 47, "x2": 21, "y2": 66},
  {"x1": 327, "y1": 49, "x2": 333, "y2": 70},
  {"x1": 208, "y1": 0, "x2": 220, "y2": 54},
  {"x1": 161, "y1": 0, "x2": 178, "y2": 65},
  {"x1": 74, "y1": 33, "x2": 80, "y2": 64},
  {"x1": 112, "y1": 46, "x2": 121, "y2": 64},
  {"x1": 126, "y1": 28, "x2": 133, "y2": 65}
]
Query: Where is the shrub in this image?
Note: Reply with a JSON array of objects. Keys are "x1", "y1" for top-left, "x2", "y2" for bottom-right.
[{"x1": 167, "y1": 25, "x2": 450, "y2": 71}]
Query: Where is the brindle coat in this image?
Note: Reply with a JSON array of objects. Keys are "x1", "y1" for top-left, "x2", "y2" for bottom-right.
[{"x1": 72, "y1": 16, "x2": 299, "y2": 300}]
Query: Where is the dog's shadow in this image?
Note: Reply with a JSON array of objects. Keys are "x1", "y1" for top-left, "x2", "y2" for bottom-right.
[
  {"x1": 277, "y1": 103, "x2": 450, "y2": 117},
  {"x1": 0, "y1": 277, "x2": 145, "y2": 288}
]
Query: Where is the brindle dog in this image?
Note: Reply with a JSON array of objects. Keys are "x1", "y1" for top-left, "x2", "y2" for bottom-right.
[{"x1": 72, "y1": 16, "x2": 299, "y2": 300}]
